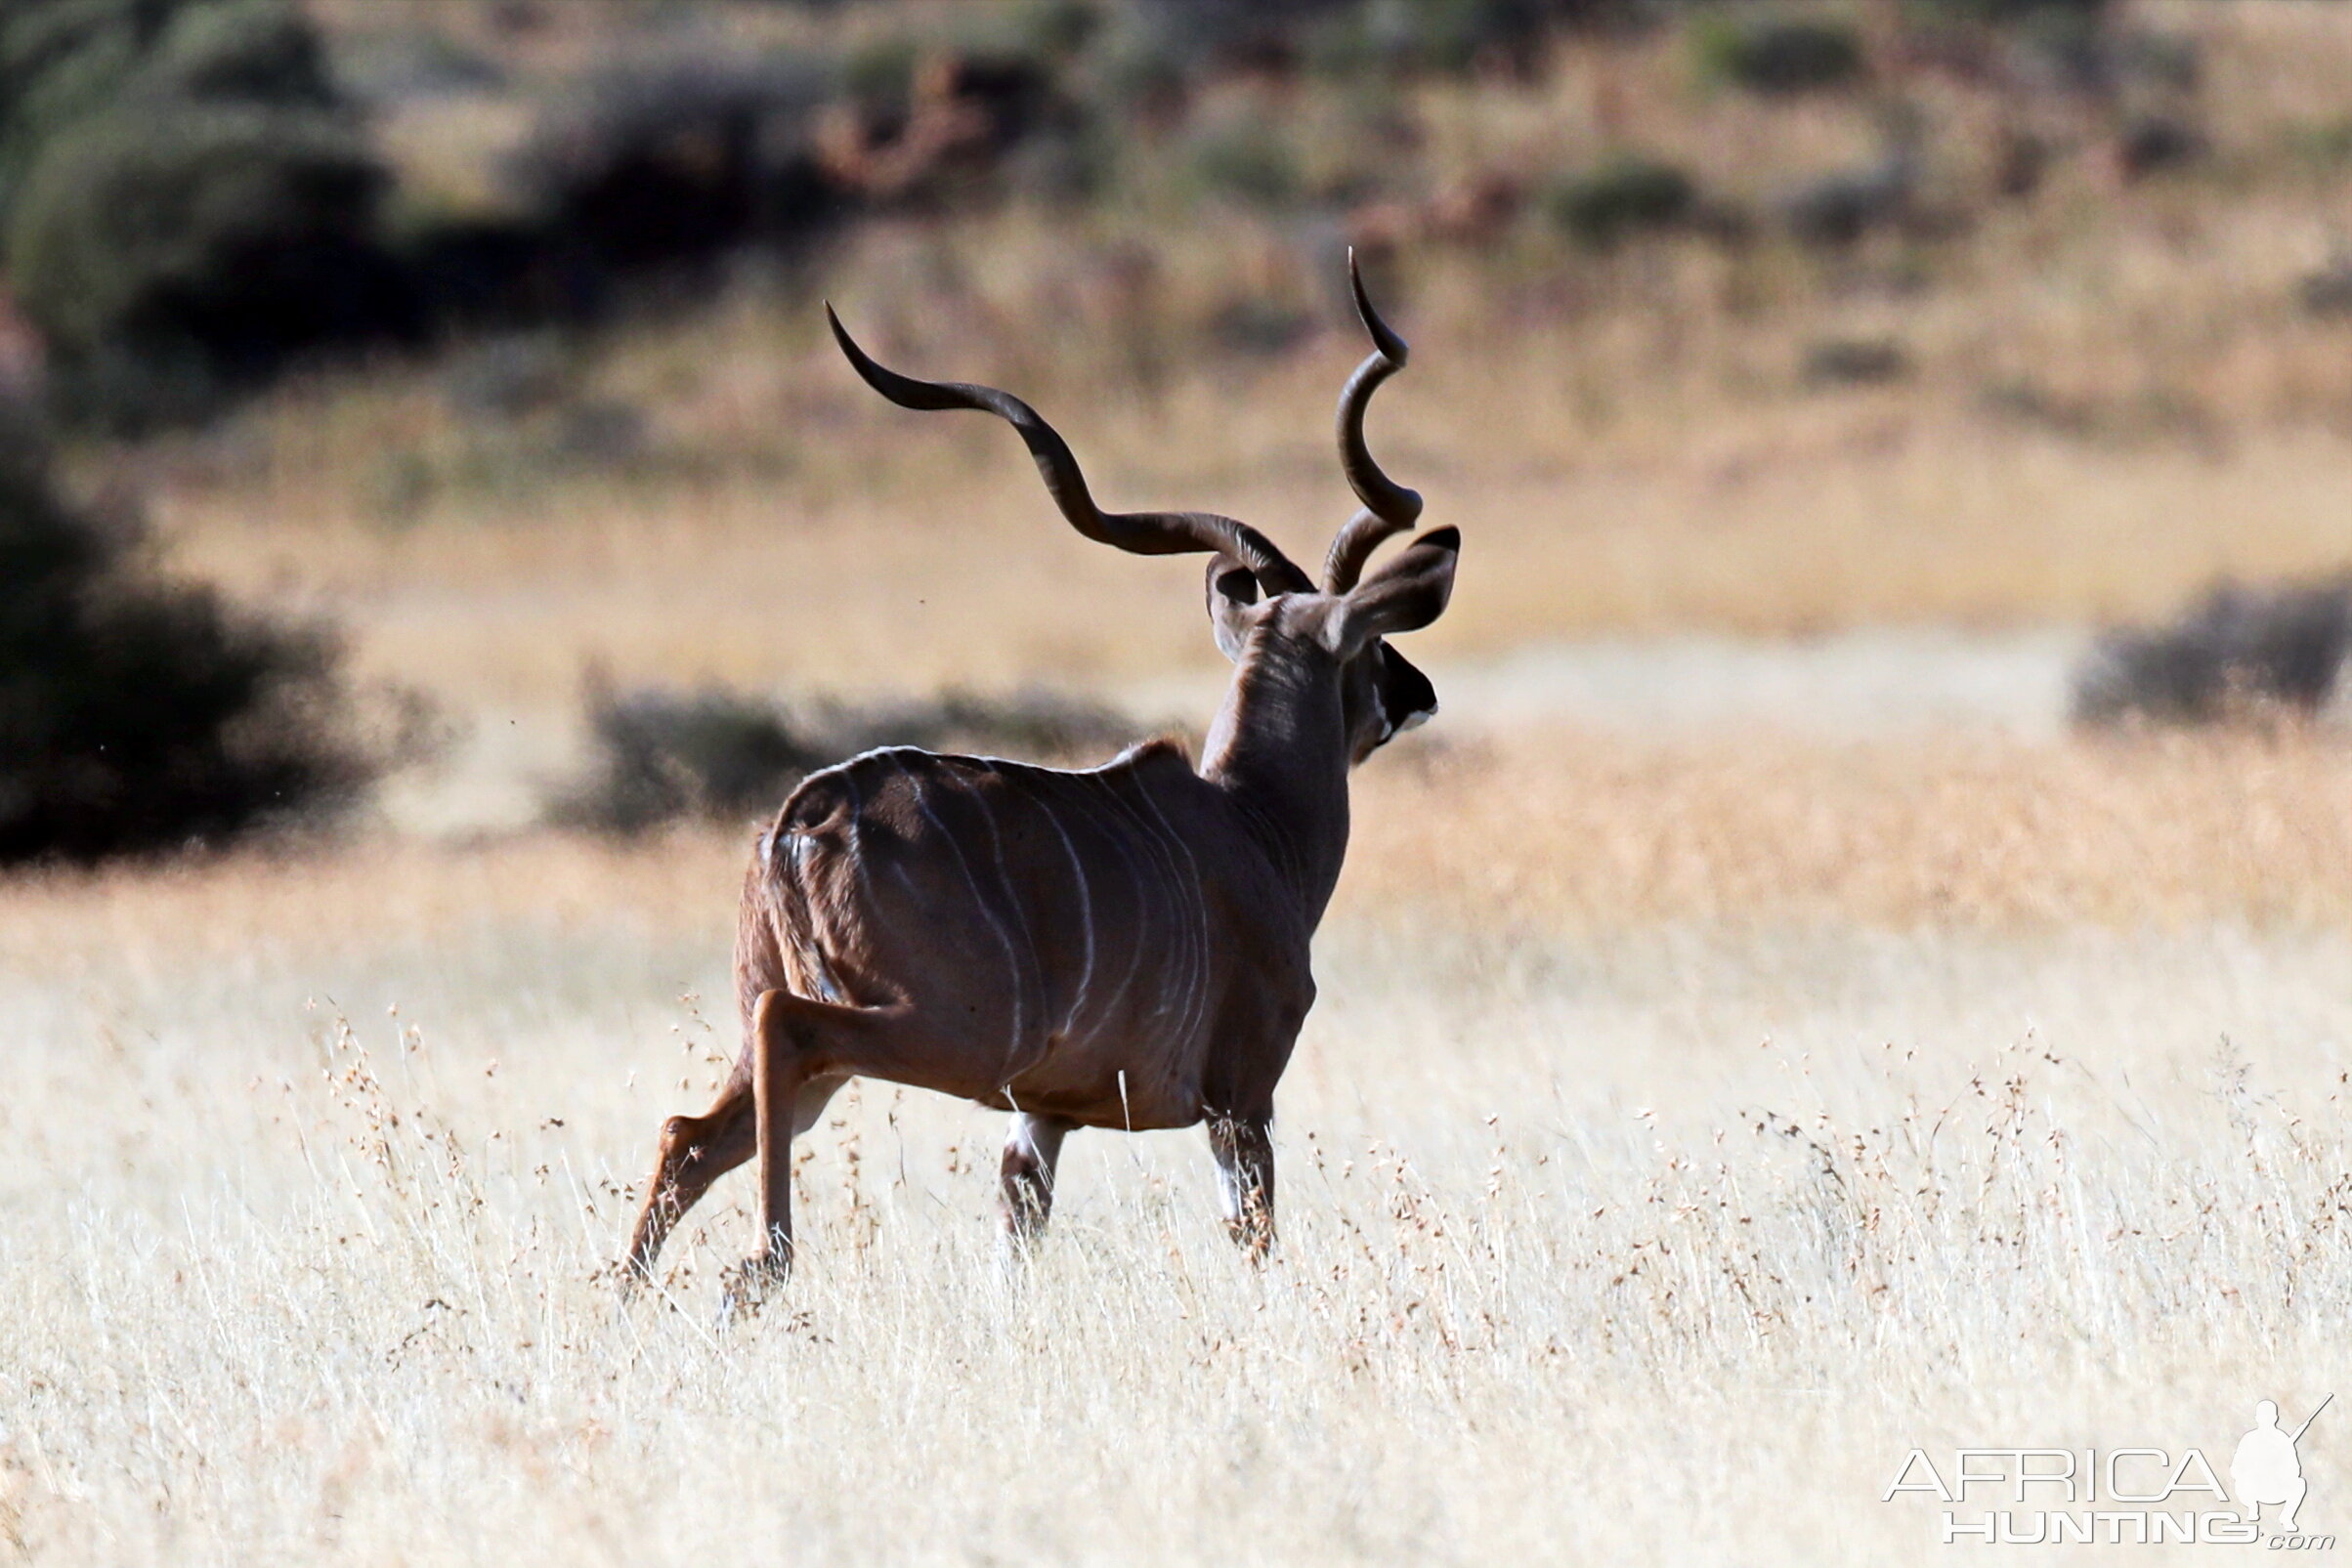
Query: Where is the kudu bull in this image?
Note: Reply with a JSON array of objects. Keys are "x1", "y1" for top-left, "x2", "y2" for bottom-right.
[{"x1": 623, "y1": 257, "x2": 1459, "y2": 1288}]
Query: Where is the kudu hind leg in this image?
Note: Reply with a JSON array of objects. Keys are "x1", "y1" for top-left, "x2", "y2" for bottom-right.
[
  {"x1": 747, "y1": 989, "x2": 809, "y2": 1279},
  {"x1": 1208, "y1": 1113, "x2": 1276, "y2": 1259},
  {"x1": 1000, "y1": 1114, "x2": 1078, "y2": 1241},
  {"x1": 743, "y1": 987, "x2": 942, "y2": 1280},
  {"x1": 623, "y1": 1067, "x2": 850, "y2": 1285},
  {"x1": 624, "y1": 1077, "x2": 755, "y2": 1284}
]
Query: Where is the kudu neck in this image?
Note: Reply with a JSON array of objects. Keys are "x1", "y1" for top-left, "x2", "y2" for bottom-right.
[{"x1": 1199, "y1": 626, "x2": 1352, "y2": 923}]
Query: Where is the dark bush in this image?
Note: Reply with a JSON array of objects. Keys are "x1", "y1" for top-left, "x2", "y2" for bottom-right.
[
  {"x1": 2113, "y1": 113, "x2": 2204, "y2": 182},
  {"x1": 8, "y1": 101, "x2": 405, "y2": 429},
  {"x1": 1207, "y1": 297, "x2": 1316, "y2": 357},
  {"x1": 0, "y1": 0, "x2": 200, "y2": 224},
  {"x1": 512, "y1": 52, "x2": 838, "y2": 269},
  {"x1": 1187, "y1": 112, "x2": 1302, "y2": 207},
  {"x1": 1913, "y1": 0, "x2": 2110, "y2": 22},
  {"x1": 1691, "y1": 14, "x2": 1864, "y2": 95},
  {"x1": 1353, "y1": 0, "x2": 1590, "y2": 77},
  {"x1": 1135, "y1": 0, "x2": 1622, "y2": 80},
  {"x1": 821, "y1": 689, "x2": 1137, "y2": 761},
  {"x1": 2073, "y1": 580, "x2": 2352, "y2": 727},
  {"x1": 1801, "y1": 335, "x2": 1909, "y2": 388},
  {"x1": 1, "y1": 0, "x2": 336, "y2": 227},
  {"x1": 555, "y1": 680, "x2": 1137, "y2": 834},
  {"x1": 0, "y1": 0, "x2": 409, "y2": 430},
  {"x1": 1545, "y1": 155, "x2": 1695, "y2": 248},
  {"x1": 1780, "y1": 161, "x2": 1913, "y2": 247},
  {"x1": 2297, "y1": 257, "x2": 2352, "y2": 320},
  {"x1": 1132, "y1": 0, "x2": 1355, "y2": 74},
  {"x1": 0, "y1": 413, "x2": 367, "y2": 863},
  {"x1": 140, "y1": 0, "x2": 336, "y2": 106},
  {"x1": 553, "y1": 682, "x2": 825, "y2": 835}
]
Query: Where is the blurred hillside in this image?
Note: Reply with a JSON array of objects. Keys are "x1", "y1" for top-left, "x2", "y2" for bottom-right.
[
  {"x1": 6, "y1": 0, "x2": 2352, "y2": 760},
  {"x1": 7, "y1": 0, "x2": 2347, "y2": 422}
]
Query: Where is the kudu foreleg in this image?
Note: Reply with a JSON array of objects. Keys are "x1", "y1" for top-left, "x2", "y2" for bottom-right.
[
  {"x1": 1207, "y1": 1113, "x2": 1276, "y2": 1259},
  {"x1": 1000, "y1": 1113, "x2": 1078, "y2": 1242}
]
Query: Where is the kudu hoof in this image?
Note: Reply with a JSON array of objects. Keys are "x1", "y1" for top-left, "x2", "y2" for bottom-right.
[{"x1": 718, "y1": 1250, "x2": 791, "y2": 1319}]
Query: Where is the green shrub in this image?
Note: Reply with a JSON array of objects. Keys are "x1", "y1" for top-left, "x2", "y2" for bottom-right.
[
  {"x1": 1133, "y1": 0, "x2": 1611, "y2": 79},
  {"x1": 0, "y1": 415, "x2": 367, "y2": 863},
  {"x1": 1188, "y1": 113, "x2": 1302, "y2": 207},
  {"x1": 554, "y1": 683, "x2": 823, "y2": 835},
  {"x1": 1691, "y1": 14, "x2": 1865, "y2": 95},
  {"x1": 1133, "y1": 0, "x2": 1355, "y2": 70},
  {"x1": 1546, "y1": 155, "x2": 1695, "y2": 248},
  {"x1": 1800, "y1": 335, "x2": 1910, "y2": 388},
  {"x1": 8, "y1": 101, "x2": 400, "y2": 429},
  {"x1": 2074, "y1": 580, "x2": 2352, "y2": 728},
  {"x1": 0, "y1": 0, "x2": 402, "y2": 430},
  {"x1": 554, "y1": 681, "x2": 1136, "y2": 834},
  {"x1": 139, "y1": 0, "x2": 337, "y2": 106},
  {"x1": 1911, "y1": 0, "x2": 2108, "y2": 22},
  {"x1": 1354, "y1": 0, "x2": 1585, "y2": 76},
  {"x1": 511, "y1": 52, "x2": 836, "y2": 269},
  {"x1": 0, "y1": 0, "x2": 326, "y2": 227}
]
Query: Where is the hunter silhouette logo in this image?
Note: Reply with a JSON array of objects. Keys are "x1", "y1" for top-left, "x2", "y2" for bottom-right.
[
  {"x1": 1885, "y1": 1395, "x2": 2334, "y2": 1547},
  {"x1": 2236, "y1": 1396, "x2": 2330, "y2": 1539}
]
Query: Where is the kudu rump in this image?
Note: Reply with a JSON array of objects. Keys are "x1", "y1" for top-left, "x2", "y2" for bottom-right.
[{"x1": 623, "y1": 258, "x2": 1459, "y2": 1287}]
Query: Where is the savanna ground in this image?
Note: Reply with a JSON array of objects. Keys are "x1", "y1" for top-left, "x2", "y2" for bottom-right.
[{"x1": 11, "y1": 1, "x2": 2352, "y2": 1561}]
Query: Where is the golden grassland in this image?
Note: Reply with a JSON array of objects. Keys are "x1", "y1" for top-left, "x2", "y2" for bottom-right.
[
  {"x1": 1349, "y1": 724, "x2": 2352, "y2": 928},
  {"x1": 14, "y1": 723, "x2": 2352, "y2": 949},
  {"x1": 10, "y1": 731, "x2": 2352, "y2": 1560}
]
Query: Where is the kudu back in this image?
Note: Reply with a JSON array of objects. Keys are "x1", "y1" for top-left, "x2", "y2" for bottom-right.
[{"x1": 623, "y1": 257, "x2": 1459, "y2": 1288}]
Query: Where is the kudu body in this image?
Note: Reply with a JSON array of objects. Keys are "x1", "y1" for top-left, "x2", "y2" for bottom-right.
[{"x1": 623, "y1": 259, "x2": 1459, "y2": 1285}]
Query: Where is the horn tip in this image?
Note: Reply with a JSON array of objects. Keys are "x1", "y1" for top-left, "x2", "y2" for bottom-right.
[
  {"x1": 826, "y1": 303, "x2": 873, "y2": 371},
  {"x1": 1347, "y1": 255, "x2": 1406, "y2": 364}
]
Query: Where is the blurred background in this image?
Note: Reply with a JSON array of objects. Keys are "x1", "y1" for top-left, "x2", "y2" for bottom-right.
[{"x1": 4, "y1": 0, "x2": 2350, "y2": 857}]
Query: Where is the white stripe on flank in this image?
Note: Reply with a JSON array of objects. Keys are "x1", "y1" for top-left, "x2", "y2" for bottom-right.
[
  {"x1": 786, "y1": 830, "x2": 846, "y2": 1004},
  {"x1": 1130, "y1": 778, "x2": 1214, "y2": 1050},
  {"x1": 965, "y1": 775, "x2": 1047, "y2": 1053},
  {"x1": 889, "y1": 754, "x2": 1027, "y2": 1070},
  {"x1": 1062, "y1": 782, "x2": 1149, "y2": 1041},
  {"x1": 1090, "y1": 778, "x2": 1182, "y2": 1025},
  {"x1": 1035, "y1": 792, "x2": 1096, "y2": 1044}
]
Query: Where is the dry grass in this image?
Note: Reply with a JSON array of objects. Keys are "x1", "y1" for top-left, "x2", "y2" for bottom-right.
[
  {"x1": 7, "y1": 780, "x2": 2352, "y2": 1561},
  {"x1": 1349, "y1": 724, "x2": 2352, "y2": 929},
  {"x1": 147, "y1": 408, "x2": 2352, "y2": 712},
  {"x1": 15, "y1": 720, "x2": 2352, "y2": 947}
]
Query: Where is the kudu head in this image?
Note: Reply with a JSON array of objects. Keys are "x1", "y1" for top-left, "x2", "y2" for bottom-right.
[{"x1": 827, "y1": 252, "x2": 1457, "y2": 770}]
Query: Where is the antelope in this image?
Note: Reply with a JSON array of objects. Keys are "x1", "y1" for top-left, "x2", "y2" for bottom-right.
[{"x1": 622, "y1": 257, "x2": 1459, "y2": 1288}]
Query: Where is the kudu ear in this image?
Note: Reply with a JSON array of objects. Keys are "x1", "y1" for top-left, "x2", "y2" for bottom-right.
[
  {"x1": 1206, "y1": 555, "x2": 1263, "y2": 662},
  {"x1": 1323, "y1": 526, "x2": 1458, "y2": 661}
]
